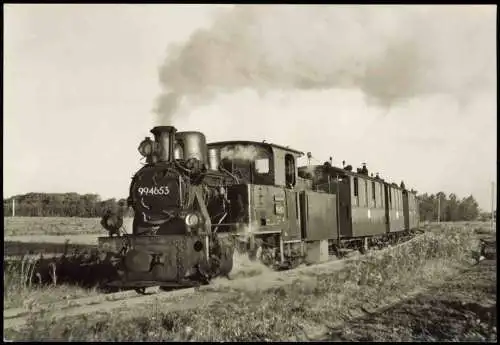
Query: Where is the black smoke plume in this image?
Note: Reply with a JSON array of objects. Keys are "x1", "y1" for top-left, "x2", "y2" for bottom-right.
[{"x1": 155, "y1": 5, "x2": 495, "y2": 123}]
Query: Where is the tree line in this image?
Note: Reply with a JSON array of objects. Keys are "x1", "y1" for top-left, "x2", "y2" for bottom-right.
[
  {"x1": 417, "y1": 192, "x2": 491, "y2": 222},
  {"x1": 3, "y1": 193, "x2": 130, "y2": 218},
  {"x1": 3, "y1": 191, "x2": 492, "y2": 222}
]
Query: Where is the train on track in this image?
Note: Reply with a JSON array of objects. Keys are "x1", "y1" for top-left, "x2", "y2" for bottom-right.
[{"x1": 98, "y1": 125, "x2": 419, "y2": 292}]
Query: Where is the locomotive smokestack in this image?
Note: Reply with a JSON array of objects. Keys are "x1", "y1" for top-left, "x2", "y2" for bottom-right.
[{"x1": 151, "y1": 126, "x2": 177, "y2": 162}]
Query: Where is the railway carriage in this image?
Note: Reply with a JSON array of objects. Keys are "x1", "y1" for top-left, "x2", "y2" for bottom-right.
[
  {"x1": 348, "y1": 169, "x2": 387, "y2": 237},
  {"x1": 97, "y1": 126, "x2": 420, "y2": 291}
]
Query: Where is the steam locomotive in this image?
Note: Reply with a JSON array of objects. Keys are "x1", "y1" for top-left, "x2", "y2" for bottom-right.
[{"x1": 98, "y1": 126, "x2": 419, "y2": 291}]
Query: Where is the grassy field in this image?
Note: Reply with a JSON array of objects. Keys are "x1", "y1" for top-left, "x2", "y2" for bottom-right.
[
  {"x1": 4, "y1": 217, "x2": 106, "y2": 236},
  {"x1": 4, "y1": 216, "x2": 134, "y2": 237},
  {"x1": 3, "y1": 217, "x2": 134, "y2": 256},
  {"x1": 4, "y1": 222, "x2": 494, "y2": 341}
]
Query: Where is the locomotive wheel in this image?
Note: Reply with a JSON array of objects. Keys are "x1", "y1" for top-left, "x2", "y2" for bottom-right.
[
  {"x1": 258, "y1": 246, "x2": 276, "y2": 267},
  {"x1": 102, "y1": 286, "x2": 121, "y2": 293},
  {"x1": 135, "y1": 287, "x2": 146, "y2": 295}
]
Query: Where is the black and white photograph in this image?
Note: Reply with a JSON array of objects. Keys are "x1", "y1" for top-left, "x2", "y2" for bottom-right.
[{"x1": 3, "y1": 4, "x2": 497, "y2": 341}]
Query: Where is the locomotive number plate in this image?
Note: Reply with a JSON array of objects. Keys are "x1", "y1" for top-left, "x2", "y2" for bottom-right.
[{"x1": 137, "y1": 186, "x2": 170, "y2": 196}]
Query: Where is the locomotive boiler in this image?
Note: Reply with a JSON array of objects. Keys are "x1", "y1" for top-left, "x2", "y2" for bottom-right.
[{"x1": 98, "y1": 125, "x2": 420, "y2": 291}]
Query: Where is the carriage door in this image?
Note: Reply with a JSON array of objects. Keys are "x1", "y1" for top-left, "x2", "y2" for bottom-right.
[
  {"x1": 402, "y1": 190, "x2": 410, "y2": 230},
  {"x1": 337, "y1": 175, "x2": 352, "y2": 237},
  {"x1": 384, "y1": 184, "x2": 390, "y2": 232},
  {"x1": 284, "y1": 154, "x2": 300, "y2": 241}
]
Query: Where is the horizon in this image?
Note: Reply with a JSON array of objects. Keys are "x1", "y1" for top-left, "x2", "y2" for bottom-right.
[{"x1": 4, "y1": 4, "x2": 497, "y2": 210}]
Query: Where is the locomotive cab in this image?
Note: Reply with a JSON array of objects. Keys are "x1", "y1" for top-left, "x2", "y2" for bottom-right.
[
  {"x1": 207, "y1": 141, "x2": 303, "y2": 187},
  {"x1": 205, "y1": 141, "x2": 306, "y2": 266}
]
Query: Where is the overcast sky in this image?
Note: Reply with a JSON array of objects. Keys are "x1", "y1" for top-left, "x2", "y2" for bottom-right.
[{"x1": 4, "y1": 4, "x2": 497, "y2": 210}]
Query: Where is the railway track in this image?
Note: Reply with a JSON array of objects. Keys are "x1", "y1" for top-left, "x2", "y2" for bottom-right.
[{"x1": 4, "y1": 230, "x2": 427, "y2": 332}]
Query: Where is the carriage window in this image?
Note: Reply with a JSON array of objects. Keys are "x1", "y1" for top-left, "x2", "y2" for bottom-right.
[
  {"x1": 352, "y1": 177, "x2": 359, "y2": 207},
  {"x1": 255, "y1": 158, "x2": 270, "y2": 174}
]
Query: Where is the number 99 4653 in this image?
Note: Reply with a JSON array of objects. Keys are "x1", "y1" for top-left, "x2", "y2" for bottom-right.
[{"x1": 137, "y1": 186, "x2": 170, "y2": 196}]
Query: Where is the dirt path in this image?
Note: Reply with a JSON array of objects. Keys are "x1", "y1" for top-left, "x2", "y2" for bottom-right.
[{"x1": 324, "y1": 238, "x2": 497, "y2": 342}]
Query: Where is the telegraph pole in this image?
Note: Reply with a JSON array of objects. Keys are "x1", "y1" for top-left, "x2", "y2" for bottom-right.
[{"x1": 12, "y1": 198, "x2": 15, "y2": 217}]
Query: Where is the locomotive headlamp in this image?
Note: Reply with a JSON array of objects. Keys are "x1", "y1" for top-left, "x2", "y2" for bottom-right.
[
  {"x1": 138, "y1": 137, "x2": 155, "y2": 157},
  {"x1": 185, "y1": 213, "x2": 200, "y2": 227}
]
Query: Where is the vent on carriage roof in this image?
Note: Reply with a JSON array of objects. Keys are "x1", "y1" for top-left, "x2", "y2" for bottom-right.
[{"x1": 361, "y1": 163, "x2": 368, "y2": 175}]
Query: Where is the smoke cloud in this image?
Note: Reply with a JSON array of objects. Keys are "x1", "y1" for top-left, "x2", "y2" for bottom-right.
[
  {"x1": 156, "y1": 5, "x2": 495, "y2": 123},
  {"x1": 220, "y1": 144, "x2": 262, "y2": 161}
]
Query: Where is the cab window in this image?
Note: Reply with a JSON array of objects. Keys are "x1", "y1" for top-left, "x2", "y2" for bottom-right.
[
  {"x1": 284, "y1": 154, "x2": 296, "y2": 187},
  {"x1": 255, "y1": 158, "x2": 270, "y2": 174},
  {"x1": 219, "y1": 144, "x2": 273, "y2": 184}
]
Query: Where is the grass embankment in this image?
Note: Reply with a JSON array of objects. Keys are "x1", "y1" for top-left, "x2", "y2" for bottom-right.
[
  {"x1": 5, "y1": 223, "x2": 486, "y2": 341},
  {"x1": 3, "y1": 259, "x2": 101, "y2": 310},
  {"x1": 3, "y1": 217, "x2": 110, "y2": 310},
  {"x1": 330, "y1": 222, "x2": 497, "y2": 342},
  {"x1": 331, "y1": 249, "x2": 497, "y2": 342}
]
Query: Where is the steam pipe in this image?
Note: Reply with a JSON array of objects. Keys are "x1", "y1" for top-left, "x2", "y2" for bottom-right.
[{"x1": 208, "y1": 147, "x2": 222, "y2": 171}]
